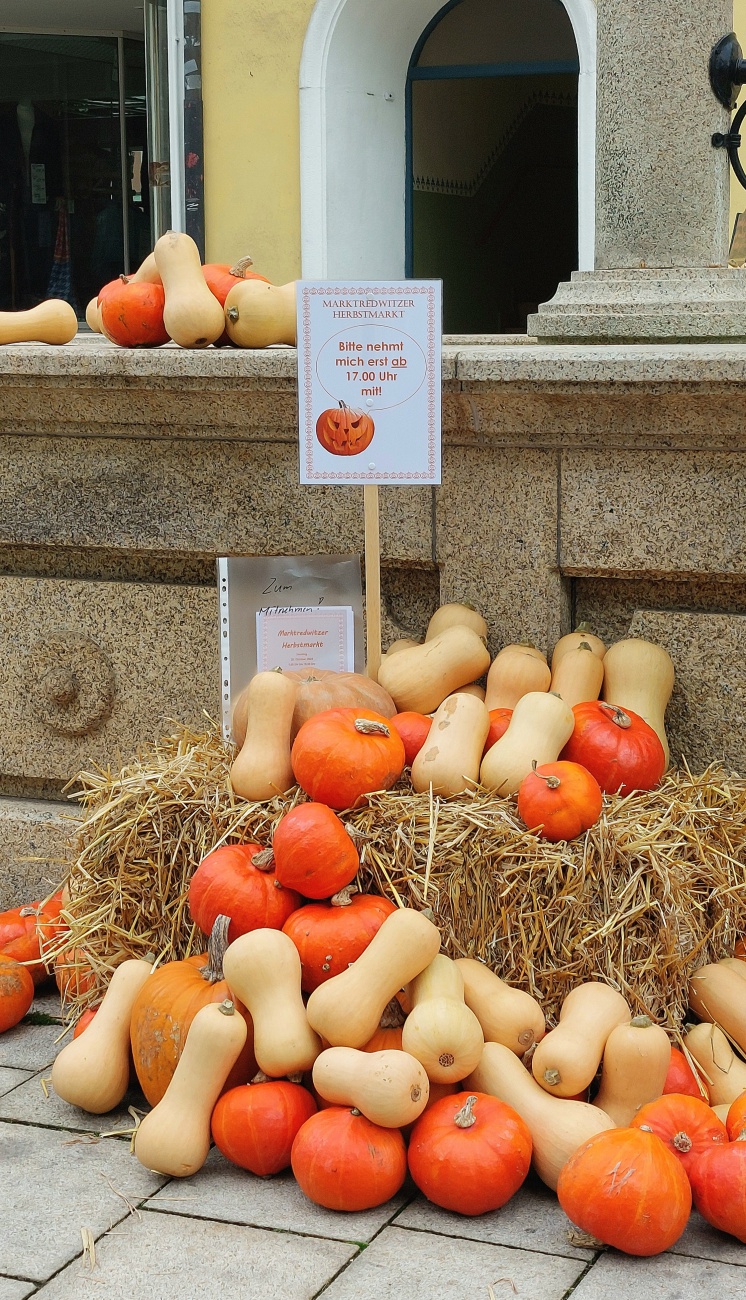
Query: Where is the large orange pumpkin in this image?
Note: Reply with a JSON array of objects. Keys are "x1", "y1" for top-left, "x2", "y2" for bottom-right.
[
  {"x1": 561, "y1": 701, "x2": 666, "y2": 796},
  {"x1": 316, "y1": 403, "x2": 375, "y2": 457},
  {"x1": 232, "y1": 670, "x2": 397, "y2": 747},
  {"x1": 188, "y1": 842, "x2": 301, "y2": 943},
  {"x1": 517, "y1": 761, "x2": 603, "y2": 842},
  {"x1": 291, "y1": 1106, "x2": 407, "y2": 1210},
  {"x1": 99, "y1": 280, "x2": 169, "y2": 348},
  {"x1": 129, "y1": 917, "x2": 256, "y2": 1105},
  {"x1": 556, "y1": 1127, "x2": 691, "y2": 1256},
  {"x1": 283, "y1": 891, "x2": 397, "y2": 991},
  {"x1": 291, "y1": 708, "x2": 405, "y2": 810},
  {"x1": 272, "y1": 803, "x2": 360, "y2": 900},
  {"x1": 211, "y1": 1078, "x2": 316, "y2": 1175},
  {"x1": 408, "y1": 1091, "x2": 532, "y2": 1216},
  {"x1": 631, "y1": 1093, "x2": 728, "y2": 1175},
  {"x1": 0, "y1": 954, "x2": 34, "y2": 1033}
]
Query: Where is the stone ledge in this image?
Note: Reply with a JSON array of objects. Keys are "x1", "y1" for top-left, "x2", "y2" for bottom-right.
[{"x1": 0, "y1": 797, "x2": 79, "y2": 909}]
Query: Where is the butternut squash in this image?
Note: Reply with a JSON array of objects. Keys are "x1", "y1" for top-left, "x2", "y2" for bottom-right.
[
  {"x1": 51, "y1": 956, "x2": 153, "y2": 1113},
  {"x1": 229, "y1": 669, "x2": 298, "y2": 801},
  {"x1": 85, "y1": 297, "x2": 101, "y2": 333},
  {"x1": 306, "y1": 907, "x2": 441, "y2": 1049},
  {"x1": 549, "y1": 641, "x2": 604, "y2": 709},
  {"x1": 683, "y1": 1022, "x2": 746, "y2": 1107},
  {"x1": 485, "y1": 644, "x2": 551, "y2": 711},
  {"x1": 456, "y1": 958, "x2": 546, "y2": 1055},
  {"x1": 153, "y1": 230, "x2": 225, "y2": 347},
  {"x1": 688, "y1": 963, "x2": 746, "y2": 1055},
  {"x1": 467, "y1": 1041, "x2": 614, "y2": 1189},
  {"x1": 223, "y1": 928, "x2": 321, "y2": 1077},
  {"x1": 551, "y1": 626, "x2": 606, "y2": 673},
  {"x1": 601, "y1": 638, "x2": 674, "y2": 768},
  {"x1": 411, "y1": 693, "x2": 490, "y2": 797},
  {"x1": 401, "y1": 955, "x2": 484, "y2": 1082},
  {"x1": 312, "y1": 1046, "x2": 429, "y2": 1127},
  {"x1": 712, "y1": 1102, "x2": 732, "y2": 1122},
  {"x1": 377, "y1": 626, "x2": 490, "y2": 715},
  {"x1": 480, "y1": 691, "x2": 574, "y2": 796},
  {"x1": 592, "y1": 1015, "x2": 671, "y2": 1127},
  {"x1": 383, "y1": 638, "x2": 421, "y2": 656},
  {"x1": 224, "y1": 280, "x2": 296, "y2": 348},
  {"x1": 128, "y1": 251, "x2": 162, "y2": 284},
  {"x1": 0, "y1": 300, "x2": 77, "y2": 346},
  {"x1": 719, "y1": 957, "x2": 746, "y2": 982},
  {"x1": 134, "y1": 999, "x2": 247, "y2": 1176},
  {"x1": 425, "y1": 603, "x2": 488, "y2": 642},
  {"x1": 532, "y1": 982, "x2": 630, "y2": 1097}
]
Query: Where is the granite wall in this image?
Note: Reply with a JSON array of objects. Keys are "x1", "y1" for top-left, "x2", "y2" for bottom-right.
[{"x1": 1, "y1": 336, "x2": 745, "y2": 903}]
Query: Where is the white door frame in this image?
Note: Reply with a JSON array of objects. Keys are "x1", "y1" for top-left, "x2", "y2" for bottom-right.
[{"x1": 300, "y1": 0, "x2": 596, "y2": 279}]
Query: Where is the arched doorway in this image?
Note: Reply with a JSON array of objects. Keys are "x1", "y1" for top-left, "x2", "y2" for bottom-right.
[
  {"x1": 408, "y1": 0, "x2": 579, "y2": 333},
  {"x1": 300, "y1": 0, "x2": 595, "y2": 290}
]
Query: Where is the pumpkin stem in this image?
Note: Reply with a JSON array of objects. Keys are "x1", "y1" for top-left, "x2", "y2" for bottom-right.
[
  {"x1": 672, "y1": 1130, "x2": 693, "y2": 1153},
  {"x1": 599, "y1": 702, "x2": 632, "y2": 730},
  {"x1": 530, "y1": 759, "x2": 561, "y2": 790},
  {"x1": 543, "y1": 1068, "x2": 562, "y2": 1087},
  {"x1": 201, "y1": 914, "x2": 231, "y2": 983},
  {"x1": 331, "y1": 884, "x2": 358, "y2": 907},
  {"x1": 630, "y1": 1014, "x2": 653, "y2": 1028},
  {"x1": 380, "y1": 997, "x2": 406, "y2": 1029},
  {"x1": 218, "y1": 999, "x2": 235, "y2": 1016},
  {"x1": 229, "y1": 254, "x2": 254, "y2": 277},
  {"x1": 453, "y1": 1095, "x2": 478, "y2": 1128},
  {"x1": 353, "y1": 718, "x2": 391, "y2": 737},
  {"x1": 252, "y1": 847, "x2": 276, "y2": 872}
]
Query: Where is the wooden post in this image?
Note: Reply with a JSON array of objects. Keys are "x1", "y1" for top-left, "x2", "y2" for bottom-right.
[{"x1": 363, "y1": 485, "x2": 382, "y2": 680}]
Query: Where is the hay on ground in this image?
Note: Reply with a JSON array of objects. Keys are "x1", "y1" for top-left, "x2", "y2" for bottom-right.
[{"x1": 52, "y1": 722, "x2": 746, "y2": 1032}]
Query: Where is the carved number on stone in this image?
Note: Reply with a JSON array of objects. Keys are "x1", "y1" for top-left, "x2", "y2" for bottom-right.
[{"x1": 26, "y1": 631, "x2": 115, "y2": 737}]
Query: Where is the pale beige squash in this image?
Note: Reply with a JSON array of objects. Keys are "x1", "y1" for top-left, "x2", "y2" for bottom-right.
[
  {"x1": 223, "y1": 928, "x2": 321, "y2": 1077},
  {"x1": 411, "y1": 693, "x2": 490, "y2": 797},
  {"x1": 467, "y1": 1041, "x2": 614, "y2": 1190},
  {"x1": 549, "y1": 641, "x2": 605, "y2": 709},
  {"x1": 153, "y1": 230, "x2": 225, "y2": 347},
  {"x1": 456, "y1": 958, "x2": 546, "y2": 1054},
  {"x1": 550, "y1": 626, "x2": 606, "y2": 673},
  {"x1": 229, "y1": 669, "x2": 298, "y2": 802},
  {"x1": 306, "y1": 908, "x2": 441, "y2": 1049},
  {"x1": 447, "y1": 682, "x2": 486, "y2": 701},
  {"x1": 532, "y1": 982, "x2": 631, "y2": 1097},
  {"x1": 224, "y1": 280, "x2": 296, "y2": 348},
  {"x1": 592, "y1": 1016, "x2": 671, "y2": 1126},
  {"x1": 127, "y1": 250, "x2": 162, "y2": 284},
  {"x1": 683, "y1": 1021, "x2": 746, "y2": 1107},
  {"x1": 688, "y1": 963, "x2": 746, "y2": 1055},
  {"x1": 383, "y1": 638, "x2": 421, "y2": 656},
  {"x1": 377, "y1": 625, "x2": 490, "y2": 715},
  {"x1": 484, "y1": 644, "x2": 551, "y2": 711},
  {"x1": 479, "y1": 691, "x2": 575, "y2": 796},
  {"x1": 134, "y1": 1000, "x2": 247, "y2": 1176},
  {"x1": 85, "y1": 297, "x2": 101, "y2": 333},
  {"x1": 51, "y1": 956, "x2": 154, "y2": 1113},
  {"x1": 601, "y1": 638, "x2": 674, "y2": 768},
  {"x1": 0, "y1": 300, "x2": 77, "y2": 346},
  {"x1": 312, "y1": 1046, "x2": 429, "y2": 1127},
  {"x1": 425, "y1": 603, "x2": 488, "y2": 642},
  {"x1": 401, "y1": 955, "x2": 484, "y2": 1083}
]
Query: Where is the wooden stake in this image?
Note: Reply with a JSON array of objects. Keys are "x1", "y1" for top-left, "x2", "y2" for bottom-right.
[{"x1": 364, "y1": 484, "x2": 382, "y2": 680}]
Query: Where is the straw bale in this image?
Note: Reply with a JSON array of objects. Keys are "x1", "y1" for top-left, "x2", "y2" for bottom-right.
[{"x1": 53, "y1": 723, "x2": 746, "y2": 1031}]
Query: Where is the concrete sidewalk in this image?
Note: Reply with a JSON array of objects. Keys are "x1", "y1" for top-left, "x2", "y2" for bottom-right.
[{"x1": 0, "y1": 993, "x2": 744, "y2": 1299}]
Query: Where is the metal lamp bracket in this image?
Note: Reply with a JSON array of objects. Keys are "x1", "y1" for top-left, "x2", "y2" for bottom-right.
[{"x1": 711, "y1": 33, "x2": 746, "y2": 192}]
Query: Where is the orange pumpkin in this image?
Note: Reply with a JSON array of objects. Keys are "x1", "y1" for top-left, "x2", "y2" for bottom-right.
[
  {"x1": 202, "y1": 258, "x2": 271, "y2": 346},
  {"x1": 561, "y1": 701, "x2": 666, "y2": 796},
  {"x1": 517, "y1": 761, "x2": 603, "y2": 841},
  {"x1": 483, "y1": 708, "x2": 513, "y2": 755},
  {"x1": 291, "y1": 1106, "x2": 407, "y2": 1210},
  {"x1": 99, "y1": 280, "x2": 169, "y2": 348},
  {"x1": 291, "y1": 708, "x2": 405, "y2": 810},
  {"x1": 0, "y1": 898, "x2": 58, "y2": 985},
  {"x1": 390, "y1": 712, "x2": 432, "y2": 767},
  {"x1": 54, "y1": 946, "x2": 98, "y2": 1002},
  {"x1": 232, "y1": 669, "x2": 397, "y2": 747},
  {"x1": 557, "y1": 1127, "x2": 691, "y2": 1256},
  {"x1": 129, "y1": 917, "x2": 256, "y2": 1105},
  {"x1": 726, "y1": 1092, "x2": 746, "y2": 1141},
  {"x1": 316, "y1": 403, "x2": 375, "y2": 457},
  {"x1": 73, "y1": 1006, "x2": 99, "y2": 1038},
  {"x1": 664, "y1": 1046, "x2": 709, "y2": 1101},
  {"x1": 631, "y1": 1093, "x2": 728, "y2": 1175},
  {"x1": 188, "y1": 842, "x2": 301, "y2": 943},
  {"x1": 211, "y1": 1078, "x2": 316, "y2": 1176},
  {"x1": 272, "y1": 803, "x2": 360, "y2": 900},
  {"x1": 283, "y1": 891, "x2": 397, "y2": 991},
  {"x1": 408, "y1": 1091, "x2": 532, "y2": 1216},
  {"x1": 0, "y1": 954, "x2": 34, "y2": 1033},
  {"x1": 689, "y1": 1143, "x2": 746, "y2": 1244}
]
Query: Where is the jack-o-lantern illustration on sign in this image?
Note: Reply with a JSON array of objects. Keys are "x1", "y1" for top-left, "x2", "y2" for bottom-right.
[{"x1": 315, "y1": 401, "x2": 375, "y2": 457}]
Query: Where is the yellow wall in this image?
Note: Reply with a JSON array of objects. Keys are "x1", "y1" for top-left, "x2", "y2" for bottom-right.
[{"x1": 201, "y1": 0, "x2": 315, "y2": 281}]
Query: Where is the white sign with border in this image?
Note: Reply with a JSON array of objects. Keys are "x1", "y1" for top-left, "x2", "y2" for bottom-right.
[
  {"x1": 297, "y1": 280, "x2": 442, "y2": 486},
  {"x1": 256, "y1": 605, "x2": 355, "y2": 674}
]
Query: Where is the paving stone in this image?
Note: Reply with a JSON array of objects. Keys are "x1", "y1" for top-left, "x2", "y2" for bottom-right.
[
  {"x1": 0, "y1": 1021, "x2": 63, "y2": 1071},
  {"x1": 146, "y1": 1144, "x2": 407, "y2": 1242},
  {"x1": 570, "y1": 1250, "x2": 746, "y2": 1298},
  {"x1": 30, "y1": 989, "x2": 64, "y2": 1020},
  {"x1": 0, "y1": 1280, "x2": 36, "y2": 1300},
  {"x1": 0, "y1": 1119, "x2": 165, "y2": 1282},
  {"x1": 0, "y1": 1070, "x2": 143, "y2": 1133},
  {"x1": 321, "y1": 1224, "x2": 585, "y2": 1299},
  {"x1": 395, "y1": 1179, "x2": 595, "y2": 1260},
  {"x1": 0, "y1": 1068, "x2": 33, "y2": 1098},
  {"x1": 33, "y1": 1208, "x2": 356, "y2": 1299},
  {"x1": 670, "y1": 1211, "x2": 746, "y2": 1267}
]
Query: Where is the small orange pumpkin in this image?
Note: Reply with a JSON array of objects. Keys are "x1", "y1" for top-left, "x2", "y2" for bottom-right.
[
  {"x1": 283, "y1": 891, "x2": 397, "y2": 991},
  {"x1": 517, "y1": 761, "x2": 603, "y2": 841},
  {"x1": 483, "y1": 708, "x2": 513, "y2": 755},
  {"x1": 0, "y1": 954, "x2": 35, "y2": 1033},
  {"x1": 272, "y1": 803, "x2": 360, "y2": 900},
  {"x1": 99, "y1": 280, "x2": 169, "y2": 347},
  {"x1": 316, "y1": 403, "x2": 375, "y2": 457},
  {"x1": 291, "y1": 708, "x2": 405, "y2": 810},
  {"x1": 291, "y1": 1106, "x2": 407, "y2": 1210}
]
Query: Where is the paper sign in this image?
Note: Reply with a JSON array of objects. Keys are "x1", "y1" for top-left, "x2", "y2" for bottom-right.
[
  {"x1": 297, "y1": 281, "x2": 442, "y2": 486},
  {"x1": 30, "y1": 164, "x2": 46, "y2": 205},
  {"x1": 256, "y1": 606, "x2": 355, "y2": 674}
]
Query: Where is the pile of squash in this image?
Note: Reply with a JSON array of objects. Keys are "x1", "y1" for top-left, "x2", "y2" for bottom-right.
[
  {"x1": 229, "y1": 602, "x2": 675, "y2": 844},
  {"x1": 87, "y1": 234, "x2": 295, "y2": 350},
  {"x1": 42, "y1": 851, "x2": 746, "y2": 1252}
]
